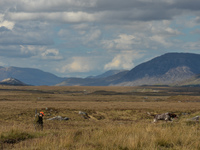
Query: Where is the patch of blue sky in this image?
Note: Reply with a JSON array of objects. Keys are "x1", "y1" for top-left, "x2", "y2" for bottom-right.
[
  {"x1": 170, "y1": 16, "x2": 200, "y2": 42},
  {"x1": 176, "y1": 29, "x2": 200, "y2": 42}
]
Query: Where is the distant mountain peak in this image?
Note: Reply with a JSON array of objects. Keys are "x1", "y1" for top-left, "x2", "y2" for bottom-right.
[
  {"x1": 0, "y1": 77, "x2": 27, "y2": 86},
  {"x1": 56, "y1": 52, "x2": 200, "y2": 86},
  {"x1": 115, "y1": 52, "x2": 200, "y2": 86},
  {"x1": 0, "y1": 66, "x2": 66, "y2": 86},
  {"x1": 1, "y1": 52, "x2": 200, "y2": 87}
]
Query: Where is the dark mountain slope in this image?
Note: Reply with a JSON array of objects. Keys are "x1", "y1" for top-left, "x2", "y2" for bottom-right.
[
  {"x1": 0, "y1": 67, "x2": 65, "y2": 86},
  {"x1": 57, "y1": 53, "x2": 200, "y2": 86},
  {"x1": 121, "y1": 53, "x2": 200, "y2": 82},
  {"x1": 85, "y1": 70, "x2": 129, "y2": 86},
  {"x1": 56, "y1": 70, "x2": 129, "y2": 86}
]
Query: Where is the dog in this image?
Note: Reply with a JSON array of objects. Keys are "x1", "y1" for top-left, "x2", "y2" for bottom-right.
[{"x1": 147, "y1": 112, "x2": 177, "y2": 123}]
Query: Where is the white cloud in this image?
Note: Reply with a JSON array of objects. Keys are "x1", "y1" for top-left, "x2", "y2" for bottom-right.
[
  {"x1": 0, "y1": 14, "x2": 15, "y2": 30},
  {"x1": 104, "y1": 51, "x2": 144, "y2": 70},
  {"x1": 61, "y1": 57, "x2": 97, "y2": 73},
  {"x1": 115, "y1": 34, "x2": 136, "y2": 50},
  {"x1": 102, "y1": 21, "x2": 181, "y2": 51},
  {"x1": 7, "y1": 12, "x2": 96, "y2": 23},
  {"x1": 20, "y1": 45, "x2": 62, "y2": 60},
  {"x1": 73, "y1": 23, "x2": 90, "y2": 30},
  {"x1": 82, "y1": 29, "x2": 101, "y2": 44},
  {"x1": 20, "y1": 45, "x2": 45, "y2": 55},
  {"x1": 151, "y1": 21, "x2": 181, "y2": 36},
  {"x1": 102, "y1": 34, "x2": 137, "y2": 50},
  {"x1": 175, "y1": 16, "x2": 200, "y2": 28},
  {"x1": 41, "y1": 49, "x2": 63, "y2": 60},
  {"x1": 0, "y1": 20, "x2": 15, "y2": 30},
  {"x1": 150, "y1": 35, "x2": 169, "y2": 46},
  {"x1": 13, "y1": 0, "x2": 96, "y2": 12},
  {"x1": 182, "y1": 41, "x2": 200, "y2": 50},
  {"x1": 102, "y1": 20, "x2": 183, "y2": 50},
  {"x1": 0, "y1": 0, "x2": 200, "y2": 78}
]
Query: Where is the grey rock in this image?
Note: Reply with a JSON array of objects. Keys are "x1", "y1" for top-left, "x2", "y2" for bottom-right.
[
  {"x1": 187, "y1": 116, "x2": 199, "y2": 121},
  {"x1": 47, "y1": 116, "x2": 69, "y2": 121}
]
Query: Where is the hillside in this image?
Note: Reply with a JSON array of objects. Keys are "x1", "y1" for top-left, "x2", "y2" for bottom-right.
[
  {"x1": 177, "y1": 74, "x2": 200, "y2": 87},
  {"x1": 56, "y1": 70, "x2": 129, "y2": 86},
  {"x1": 0, "y1": 67, "x2": 65, "y2": 86},
  {"x1": 114, "y1": 53, "x2": 200, "y2": 86},
  {"x1": 57, "y1": 52, "x2": 200, "y2": 86},
  {"x1": 1, "y1": 52, "x2": 200, "y2": 86}
]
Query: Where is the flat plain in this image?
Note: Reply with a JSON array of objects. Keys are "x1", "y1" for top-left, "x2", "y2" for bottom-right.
[{"x1": 0, "y1": 85, "x2": 200, "y2": 150}]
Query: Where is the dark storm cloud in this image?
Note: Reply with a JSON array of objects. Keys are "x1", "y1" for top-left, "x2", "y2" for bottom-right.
[
  {"x1": 2, "y1": 0, "x2": 200, "y2": 23},
  {"x1": 92, "y1": 0, "x2": 200, "y2": 22},
  {"x1": 94, "y1": 0, "x2": 200, "y2": 12},
  {"x1": 174, "y1": 0, "x2": 200, "y2": 11}
]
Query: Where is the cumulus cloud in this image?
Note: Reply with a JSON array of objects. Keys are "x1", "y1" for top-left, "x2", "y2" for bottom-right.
[
  {"x1": 61, "y1": 57, "x2": 97, "y2": 73},
  {"x1": 20, "y1": 45, "x2": 43, "y2": 55},
  {"x1": 41, "y1": 49, "x2": 63, "y2": 60},
  {"x1": 102, "y1": 34, "x2": 137, "y2": 50},
  {"x1": 6, "y1": 12, "x2": 96, "y2": 23},
  {"x1": 0, "y1": 14, "x2": 15, "y2": 30},
  {"x1": 0, "y1": 0, "x2": 200, "y2": 77},
  {"x1": 104, "y1": 51, "x2": 144, "y2": 70},
  {"x1": 150, "y1": 35, "x2": 169, "y2": 47},
  {"x1": 0, "y1": 20, "x2": 15, "y2": 30},
  {"x1": 58, "y1": 55, "x2": 107, "y2": 77},
  {"x1": 8, "y1": 0, "x2": 96, "y2": 12},
  {"x1": 2, "y1": 0, "x2": 200, "y2": 24},
  {"x1": 20, "y1": 45, "x2": 63, "y2": 60},
  {"x1": 82, "y1": 29, "x2": 101, "y2": 44},
  {"x1": 101, "y1": 19, "x2": 183, "y2": 51}
]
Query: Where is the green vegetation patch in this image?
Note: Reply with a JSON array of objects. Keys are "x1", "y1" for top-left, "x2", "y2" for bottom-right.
[
  {"x1": 0, "y1": 129, "x2": 34, "y2": 144},
  {"x1": 156, "y1": 139, "x2": 174, "y2": 148}
]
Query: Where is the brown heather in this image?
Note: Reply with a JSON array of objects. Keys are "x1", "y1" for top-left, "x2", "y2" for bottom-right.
[{"x1": 0, "y1": 85, "x2": 200, "y2": 149}]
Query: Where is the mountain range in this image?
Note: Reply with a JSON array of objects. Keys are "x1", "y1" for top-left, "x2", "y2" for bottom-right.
[
  {"x1": 1, "y1": 52, "x2": 200, "y2": 86},
  {"x1": 0, "y1": 66, "x2": 66, "y2": 86},
  {"x1": 56, "y1": 52, "x2": 200, "y2": 86},
  {"x1": 114, "y1": 53, "x2": 200, "y2": 86}
]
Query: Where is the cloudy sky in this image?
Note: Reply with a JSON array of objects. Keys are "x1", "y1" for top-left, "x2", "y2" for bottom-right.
[{"x1": 1, "y1": 0, "x2": 200, "y2": 77}]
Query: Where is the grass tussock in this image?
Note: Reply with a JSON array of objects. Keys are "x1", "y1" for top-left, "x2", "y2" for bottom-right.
[
  {"x1": 1, "y1": 86, "x2": 200, "y2": 149},
  {"x1": 0, "y1": 129, "x2": 34, "y2": 144},
  {"x1": 8, "y1": 122, "x2": 200, "y2": 150}
]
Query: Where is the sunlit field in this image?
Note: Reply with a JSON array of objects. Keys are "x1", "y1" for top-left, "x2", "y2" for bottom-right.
[{"x1": 0, "y1": 85, "x2": 200, "y2": 150}]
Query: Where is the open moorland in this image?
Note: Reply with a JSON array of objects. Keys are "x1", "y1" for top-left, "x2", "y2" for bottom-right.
[{"x1": 0, "y1": 85, "x2": 200, "y2": 150}]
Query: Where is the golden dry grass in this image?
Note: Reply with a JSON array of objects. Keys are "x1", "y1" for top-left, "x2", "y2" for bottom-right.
[{"x1": 0, "y1": 85, "x2": 200, "y2": 149}]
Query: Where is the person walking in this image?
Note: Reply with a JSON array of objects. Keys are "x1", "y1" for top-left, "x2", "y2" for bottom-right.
[{"x1": 34, "y1": 111, "x2": 45, "y2": 131}]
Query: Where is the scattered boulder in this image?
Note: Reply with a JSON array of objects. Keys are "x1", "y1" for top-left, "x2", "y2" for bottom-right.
[
  {"x1": 79, "y1": 111, "x2": 90, "y2": 119},
  {"x1": 187, "y1": 116, "x2": 199, "y2": 122},
  {"x1": 182, "y1": 112, "x2": 189, "y2": 115},
  {"x1": 47, "y1": 116, "x2": 69, "y2": 121}
]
